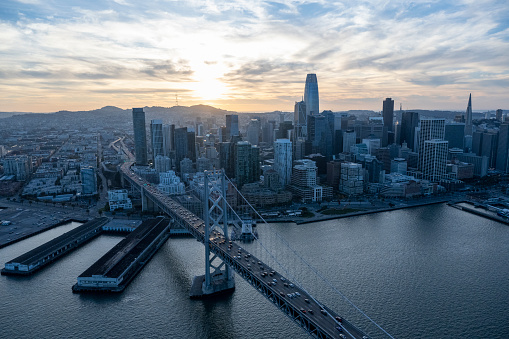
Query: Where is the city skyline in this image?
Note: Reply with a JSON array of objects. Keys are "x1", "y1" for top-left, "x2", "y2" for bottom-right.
[{"x1": 1, "y1": 1, "x2": 508, "y2": 113}]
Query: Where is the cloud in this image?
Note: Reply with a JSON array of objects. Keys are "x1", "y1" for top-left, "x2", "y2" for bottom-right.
[{"x1": 0, "y1": 0, "x2": 508, "y2": 112}]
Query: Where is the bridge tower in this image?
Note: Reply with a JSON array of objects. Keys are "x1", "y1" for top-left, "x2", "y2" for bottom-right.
[{"x1": 190, "y1": 169, "x2": 235, "y2": 298}]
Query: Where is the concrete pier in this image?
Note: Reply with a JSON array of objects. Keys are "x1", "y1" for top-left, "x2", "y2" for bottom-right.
[
  {"x1": 2, "y1": 217, "x2": 109, "y2": 276},
  {"x1": 189, "y1": 271, "x2": 235, "y2": 299},
  {"x1": 72, "y1": 217, "x2": 171, "y2": 293}
]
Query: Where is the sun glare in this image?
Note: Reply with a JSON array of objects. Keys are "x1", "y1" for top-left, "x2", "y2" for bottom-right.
[{"x1": 190, "y1": 62, "x2": 228, "y2": 101}]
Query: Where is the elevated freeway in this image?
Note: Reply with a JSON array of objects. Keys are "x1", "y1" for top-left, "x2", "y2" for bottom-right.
[{"x1": 120, "y1": 162, "x2": 369, "y2": 339}]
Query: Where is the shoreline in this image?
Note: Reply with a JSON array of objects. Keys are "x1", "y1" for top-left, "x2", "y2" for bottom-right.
[{"x1": 260, "y1": 199, "x2": 451, "y2": 225}]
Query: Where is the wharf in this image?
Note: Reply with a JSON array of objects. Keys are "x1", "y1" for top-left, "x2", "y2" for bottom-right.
[
  {"x1": 73, "y1": 217, "x2": 170, "y2": 293},
  {"x1": 2, "y1": 217, "x2": 109, "y2": 275},
  {"x1": 449, "y1": 201, "x2": 509, "y2": 225}
]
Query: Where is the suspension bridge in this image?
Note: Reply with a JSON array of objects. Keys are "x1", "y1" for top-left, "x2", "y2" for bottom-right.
[{"x1": 120, "y1": 162, "x2": 390, "y2": 339}]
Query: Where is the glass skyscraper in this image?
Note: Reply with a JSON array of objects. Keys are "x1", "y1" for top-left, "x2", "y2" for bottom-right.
[
  {"x1": 304, "y1": 74, "x2": 319, "y2": 116},
  {"x1": 132, "y1": 108, "x2": 148, "y2": 166}
]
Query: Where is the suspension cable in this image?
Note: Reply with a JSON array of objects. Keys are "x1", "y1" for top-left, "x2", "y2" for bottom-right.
[{"x1": 223, "y1": 174, "x2": 395, "y2": 339}]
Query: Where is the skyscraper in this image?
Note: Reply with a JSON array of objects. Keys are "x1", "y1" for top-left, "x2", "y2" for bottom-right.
[
  {"x1": 496, "y1": 109, "x2": 503, "y2": 122},
  {"x1": 383, "y1": 98, "x2": 394, "y2": 144},
  {"x1": 274, "y1": 139, "x2": 293, "y2": 187},
  {"x1": 400, "y1": 111, "x2": 419, "y2": 151},
  {"x1": 417, "y1": 118, "x2": 445, "y2": 171},
  {"x1": 304, "y1": 74, "x2": 319, "y2": 116},
  {"x1": 422, "y1": 140, "x2": 448, "y2": 182},
  {"x1": 150, "y1": 119, "x2": 164, "y2": 161},
  {"x1": 225, "y1": 114, "x2": 239, "y2": 140},
  {"x1": 464, "y1": 93, "x2": 473, "y2": 137},
  {"x1": 174, "y1": 127, "x2": 188, "y2": 172},
  {"x1": 293, "y1": 100, "x2": 307, "y2": 138},
  {"x1": 132, "y1": 108, "x2": 148, "y2": 166}
]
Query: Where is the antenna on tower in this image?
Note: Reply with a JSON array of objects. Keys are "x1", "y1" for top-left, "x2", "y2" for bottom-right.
[
  {"x1": 400, "y1": 103, "x2": 402, "y2": 111},
  {"x1": 175, "y1": 94, "x2": 179, "y2": 106}
]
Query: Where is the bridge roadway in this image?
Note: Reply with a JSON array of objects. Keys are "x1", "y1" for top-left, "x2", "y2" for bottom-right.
[{"x1": 121, "y1": 163, "x2": 369, "y2": 339}]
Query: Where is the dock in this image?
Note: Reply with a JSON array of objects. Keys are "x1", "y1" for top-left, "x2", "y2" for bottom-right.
[
  {"x1": 2, "y1": 217, "x2": 109, "y2": 275},
  {"x1": 72, "y1": 217, "x2": 171, "y2": 293}
]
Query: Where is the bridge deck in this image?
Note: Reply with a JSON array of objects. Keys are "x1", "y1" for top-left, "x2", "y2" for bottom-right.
[{"x1": 121, "y1": 163, "x2": 369, "y2": 339}]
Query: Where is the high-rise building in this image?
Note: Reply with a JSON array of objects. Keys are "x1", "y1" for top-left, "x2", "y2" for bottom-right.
[
  {"x1": 400, "y1": 111, "x2": 419, "y2": 151},
  {"x1": 496, "y1": 109, "x2": 503, "y2": 122},
  {"x1": 234, "y1": 141, "x2": 260, "y2": 188},
  {"x1": 274, "y1": 139, "x2": 292, "y2": 187},
  {"x1": 464, "y1": 93, "x2": 473, "y2": 137},
  {"x1": 417, "y1": 118, "x2": 445, "y2": 170},
  {"x1": 294, "y1": 100, "x2": 307, "y2": 139},
  {"x1": 162, "y1": 124, "x2": 172, "y2": 157},
  {"x1": 150, "y1": 119, "x2": 164, "y2": 161},
  {"x1": 444, "y1": 123, "x2": 465, "y2": 149},
  {"x1": 304, "y1": 74, "x2": 319, "y2": 116},
  {"x1": 154, "y1": 155, "x2": 172, "y2": 173},
  {"x1": 421, "y1": 139, "x2": 448, "y2": 182},
  {"x1": 158, "y1": 170, "x2": 185, "y2": 195},
  {"x1": 342, "y1": 130, "x2": 356, "y2": 153},
  {"x1": 132, "y1": 108, "x2": 148, "y2": 166},
  {"x1": 496, "y1": 124, "x2": 509, "y2": 173},
  {"x1": 174, "y1": 127, "x2": 188, "y2": 172},
  {"x1": 307, "y1": 114, "x2": 333, "y2": 159},
  {"x1": 246, "y1": 119, "x2": 261, "y2": 146},
  {"x1": 226, "y1": 114, "x2": 239, "y2": 140},
  {"x1": 383, "y1": 98, "x2": 394, "y2": 132}
]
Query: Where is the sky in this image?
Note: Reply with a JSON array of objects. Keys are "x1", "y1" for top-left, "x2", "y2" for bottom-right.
[{"x1": 0, "y1": 0, "x2": 508, "y2": 113}]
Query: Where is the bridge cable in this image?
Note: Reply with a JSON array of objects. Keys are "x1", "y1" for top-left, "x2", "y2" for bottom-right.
[{"x1": 223, "y1": 174, "x2": 395, "y2": 339}]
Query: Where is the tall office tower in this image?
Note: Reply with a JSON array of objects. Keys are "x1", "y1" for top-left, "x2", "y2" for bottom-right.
[
  {"x1": 464, "y1": 93, "x2": 473, "y2": 137},
  {"x1": 383, "y1": 98, "x2": 395, "y2": 144},
  {"x1": 162, "y1": 124, "x2": 172, "y2": 157},
  {"x1": 150, "y1": 119, "x2": 164, "y2": 161},
  {"x1": 225, "y1": 114, "x2": 239, "y2": 139},
  {"x1": 400, "y1": 111, "x2": 419, "y2": 151},
  {"x1": 342, "y1": 129, "x2": 356, "y2": 153},
  {"x1": 187, "y1": 130, "x2": 196, "y2": 162},
  {"x1": 472, "y1": 131, "x2": 483, "y2": 156},
  {"x1": 294, "y1": 100, "x2": 307, "y2": 139},
  {"x1": 444, "y1": 123, "x2": 465, "y2": 149},
  {"x1": 496, "y1": 124, "x2": 509, "y2": 172},
  {"x1": 262, "y1": 120, "x2": 275, "y2": 145},
  {"x1": 234, "y1": 141, "x2": 260, "y2": 188},
  {"x1": 246, "y1": 119, "x2": 261, "y2": 146},
  {"x1": 307, "y1": 114, "x2": 333, "y2": 159},
  {"x1": 81, "y1": 167, "x2": 97, "y2": 195},
  {"x1": 304, "y1": 74, "x2": 319, "y2": 116},
  {"x1": 274, "y1": 139, "x2": 293, "y2": 187},
  {"x1": 174, "y1": 127, "x2": 188, "y2": 172},
  {"x1": 481, "y1": 132, "x2": 498, "y2": 168},
  {"x1": 496, "y1": 109, "x2": 503, "y2": 122},
  {"x1": 132, "y1": 108, "x2": 148, "y2": 166},
  {"x1": 421, "y1": 139, "x2": 448, "y2": 182},
  {"x1": 417, "y1": 118, "x2": 445, "y2": 170}
]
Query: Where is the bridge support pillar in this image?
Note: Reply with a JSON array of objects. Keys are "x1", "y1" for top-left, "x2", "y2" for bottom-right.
[
  {"x1": 141, "y1": 186, "x2": 148, "y2": 212},
  {"x1": 190, "y1": 170, "x2": 235, "y2": 299}
]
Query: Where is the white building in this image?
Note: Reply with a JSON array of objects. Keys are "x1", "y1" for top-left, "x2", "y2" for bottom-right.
[
  {"x1": 362, "y1": 138, "x2": 381, "y2": 155},
  {"x1": 422, "y1": 139, "x2": 448, "y2": 182},
  {"x1": 339, "y1": 162, "x2": 364, "y2": 195},
  {"x1": 274, "y1": 139, "x2": 292, "y2": 187},
  {"x1": 158, "y1": 171, "x2": 185, "y2": 196},
  {"x1": 108, "y1": 189, "x2": 132, "y2": 211}
]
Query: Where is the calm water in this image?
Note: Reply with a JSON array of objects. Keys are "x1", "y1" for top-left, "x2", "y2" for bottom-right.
[{"x1": 0, "y1": 205, "x2": 508, "y2": 339}]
